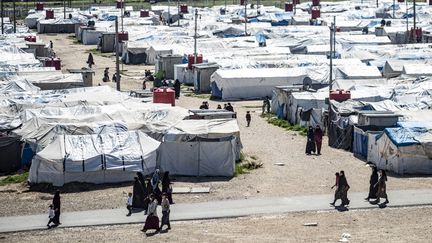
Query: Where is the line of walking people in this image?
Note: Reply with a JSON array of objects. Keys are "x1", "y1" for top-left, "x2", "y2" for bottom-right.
[{"x1": 330, "y1": 166, "x2": 389, "y2": 208}]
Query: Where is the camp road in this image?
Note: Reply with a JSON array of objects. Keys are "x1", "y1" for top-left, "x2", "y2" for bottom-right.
[{"x1": 1, "y1": 189, "x2": 432, "y2": 233}]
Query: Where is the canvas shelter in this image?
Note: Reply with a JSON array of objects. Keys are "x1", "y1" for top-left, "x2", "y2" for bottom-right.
[{"x1": 29, "y1": 131, "x2": 160, "y2": 186}]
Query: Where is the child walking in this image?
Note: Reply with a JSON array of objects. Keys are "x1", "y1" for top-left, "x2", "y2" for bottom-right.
[
  {"x1": 246, "y1": 111, "x2": 251, "y2": 127},
  {"x1": 47, "y1": 205, "x2": 55, "y2": 228},
  {"x1": 126, "y1": 192, "x2": 133, "y2": 216}
]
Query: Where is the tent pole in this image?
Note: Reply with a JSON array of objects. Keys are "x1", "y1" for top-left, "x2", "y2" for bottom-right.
[
  {"x1": 194, "y1": 8, "x2": 198, "y2": 64},
  {"x1": 244, "y1": 0, "x2": 247, "y2": 36},
  {"x1": 115, "y1": 17, "x2": 121, "y2": 91},
  {"x1": 13, "y1": 1, "x2": 17, "y2": 34},
  {"x1": 1, "y1": 0, "x2": 4, "y2": 35}
]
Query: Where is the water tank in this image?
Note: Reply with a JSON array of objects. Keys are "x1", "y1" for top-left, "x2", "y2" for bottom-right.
[
  {"x1": 329, "y1": 90, "x2": 351, "y2": 102},
  {"x1": 45, "y1": 9, "x2": 54, "y2": 19},
  {"x1": 285, "y1": 3, "x2": 293, "y2": 12},
  {"x1": 153, "y1": 88, "x2": 175, "y2": 106},
  {"x1": 118, "y1": 31, "x2": 129, "y2": 43},
  {"x1": 36, "y1": 2, "x2": 44, "y2": 11},
  {"x1": 140, "y1": 9, "x2": 150, "y2": 17},
  {"x1": 116, "y1": 0, "x2": 124, "y2": 9},
  {"x1": 45, "y1": 58, "x2": 62, "y2": 70},
  {"x1": 180, "y1": 4, "x2": 189, "y2": 13},
  {"x1": 187, "y1": 54, "x2": 203, "y2": 69},
  {"x1": 311, "y1": 7, "x2": 320, "y2": 19}
]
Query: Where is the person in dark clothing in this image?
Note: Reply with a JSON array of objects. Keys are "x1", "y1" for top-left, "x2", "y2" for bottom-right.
[
  {"x1": 265, "y1": 96, "x2": 270, "y2": 113},
  {"x1": 142, "y1": 80, "x2": 147, "y2": 90},
  {"x1": 226, "y1": 103, "x2": 234, "y2": 112},
  {"x1": 49, "y1": 41, "x2": 53, "y2": 49},
  {"x1": 375, "y1": 170, "x2": 389, "y2": 204},
  {"x1": 112, "y1": 73, "x2": 120, "y2": 83},
  {"x1": 160, "y1": 193, "x2": 171, "y2": 231},
  {"x1": 132, "y1": 177, "x2": 146, "y2": 208},
  {"x1": 217, "y1": 104, "x2": 222, "y2": 109},
  {"x1": 330, "y1": 172, "x2": 340, "y2": 206},
  {"x1": 246, "y1": 111, "x2": 251, "y2": 127},
  {"x1": 199, "y1": 101, "x2": 209, "y2": 109},
  {"x1": 52, "y1": 190, "x2": 61, "y2": 225},
  {"x1": 305, "y1": 126, "x2": 316, "y2": 155},
  {"x1": 223, "y1": 104, "x2": 227, "y2": 110},
  {"x1": 173, "y1": 79, "x2": 181, "y2": 99},
  {"x1": 338, "y1": 170, "x2": 350, "y2": 206},
  {"x1": 103, "y1": 68, "x2": 109, "y2": 82},
  {"x1": 87, "y1": 53, "x2": 95, "y2": 68},
  {"x1": 161, "y1": 171, "x2": 173, "y2": 204},
  {"x1": 365, "y1": 166, "x2": 378, "y2": 201},
  {"x1": 314, "y1": 125, "x2": 323, "y2": 155},
  {"x1": 380, "y1": 19, "x2": 386, "y2": 27}
]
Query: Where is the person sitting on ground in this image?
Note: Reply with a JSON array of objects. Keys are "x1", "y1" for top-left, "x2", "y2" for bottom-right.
[
  {"x1": 103, "y1": 68, "x2": 109, "y2": 82},
  {"x1": 49, "y1": 41, "x2": 53, "y2": 49},
  {"x1": 226, "y1": 103, "x2": 234, "y2": 112},
  {"x1": 223, "y1": 104, "x2": 227, "y2": 110},
  {"x1": 380, "y1": 19, "x2": 386, "y2": 27},
  {"x1": 217, "y1": 104, "x2": 222, "y2": 109}
]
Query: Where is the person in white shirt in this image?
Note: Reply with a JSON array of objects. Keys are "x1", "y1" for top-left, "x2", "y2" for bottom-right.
[
  {"x1": 126, "y1": 192, "x2": 133, "y2": 216},
  {"x1": 47, "y1": 205, "x2": 55, "y2": 228},
  {"x1": 141, "y1": 194, "x2": 159, "y2": 233}
]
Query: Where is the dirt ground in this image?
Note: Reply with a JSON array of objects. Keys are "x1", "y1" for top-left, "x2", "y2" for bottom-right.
[
  {"x1": 2, "y1": 206, "x2": 432, "y2": 242},
  {"x1": 0, "y1": 34, "x2": 432, "y2": 218}
]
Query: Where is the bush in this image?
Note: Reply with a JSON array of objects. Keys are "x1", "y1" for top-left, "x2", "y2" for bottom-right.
[{"x1": 261, "y1": 113, "x2": 307, "y2": 136}]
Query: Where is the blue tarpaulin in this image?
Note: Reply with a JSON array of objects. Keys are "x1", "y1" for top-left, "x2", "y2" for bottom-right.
[{"x1": 383, "y1": 127, "x2": 428, "y2": 147}]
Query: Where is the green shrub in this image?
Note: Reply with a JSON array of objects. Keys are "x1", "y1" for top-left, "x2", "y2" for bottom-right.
[{"x1": 0, "y1": 172, "x2": 29, "y2": 186}]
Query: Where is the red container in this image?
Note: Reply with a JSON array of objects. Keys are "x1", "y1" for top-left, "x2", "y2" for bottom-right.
[
  {"x1": 187, "y1": 54, "x2": 203, "y2": 69},
  {"x1": 240, "y1": 0, "x2": 245, "y2": 5},
  {"x1": 116, "y1": 0, "x2": 124, "y2": 9},
  {"x1": 180, "y1": 4, "x2": 189, "y2": 13},
  {"x1": 36, "y1": 2, "x2": 44, "y2": 11},
  {"x1": 117, "y1": 31, "x2": 129, "y2": 43},
  {"x1": 329, "y1": 90, "x2": 351, "y2": 102},
  {"x1": 140, "y1": 9, "x2": 150, "y2": 17},
  {"x1": 153, "y1": 88, "x2": 175, "y2": 106},
  {"x1": 45, "y1": 9, "x2": 54, "y2": 19},
  {"x1": 285, "y1": 3, "x2": 293, "y2": 12},
  {"x1": 24, "y1": 36, "x2": 36, "y2": 42},
  {"x1": 45, "y1": 58, "x2": 62, "y2": 70},
  {"x1": 312, "y1": 0, "x2": 320, "y2": 6},
  {"x1": 294, "y1": 0, "x2": 300, "y2": 4},
  {"x1": 311, "y1": 7, "x2": 320, "y2": 19}
]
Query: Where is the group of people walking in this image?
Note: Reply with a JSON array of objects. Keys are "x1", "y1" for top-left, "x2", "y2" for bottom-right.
[
  {"x1": 127, "y1": 169, "x2": 173, "y2": 233},
  {"x1": 330, "y1": 166, "x2": 389, "y2": 208},
  {"x1": 305, "y1": 125, "x2": 323, "y2": 155}
]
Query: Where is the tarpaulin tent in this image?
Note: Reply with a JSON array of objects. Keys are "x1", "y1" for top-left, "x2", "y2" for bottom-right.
[
  {"x1": 29, "y1": 131, "x2": 160, "y2": 186},
  {"x1": 0, "y1": 136, "x2": 21, "y2": 173},
  {"x1": 159, "y1": 119, "x2": 240, "y2": 177}
]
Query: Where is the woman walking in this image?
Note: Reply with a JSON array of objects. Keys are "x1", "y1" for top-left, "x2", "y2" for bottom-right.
[
  {"x1": 365, "y1": 166, "x2": 379, "y2": 201},
  {"x1": 161, "y1": 171, "x2": 173, "y2": 204},
  {"x1": 142, "y1": 194, "x2": 159, "y2": 233},
  {"x1": 305, "y1": 126, "x2": 316, "y2": 155},
  {"x1": 314, "y1": 125, "x2": 323, "y2": 155},
  {"x1": 338, "y1": 171, "x2": 350, "y2": 206},
  {"x1": 375, "y1": 170, "x2": 389, "y2": 204},
  {"x1": 52, "y1": 190, "x2": 61, "y2": 225},
  {"x1": 330, "y1": 172, "x2": 340, "y2": 206},
  {"x1": 160, "y1": 193, "x2": 171, "y2": 231}
]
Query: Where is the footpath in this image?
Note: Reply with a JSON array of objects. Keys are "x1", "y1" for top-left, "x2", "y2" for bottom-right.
[{"x1": 1, "y1": 189, "x2": 432, "y2": 233}]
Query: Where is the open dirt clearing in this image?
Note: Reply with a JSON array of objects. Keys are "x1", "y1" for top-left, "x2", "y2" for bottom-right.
[
  {"x1": 2, "y1": 206, "x2": 431, "y2": 242},
  {"x1": 0, "y1": 34, "x2": 431, "y2": 217}
]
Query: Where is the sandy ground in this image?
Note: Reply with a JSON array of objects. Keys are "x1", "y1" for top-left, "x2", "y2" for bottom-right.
[
  {"x1": 0, "y1": 34, "x2": 432, "y2": 218},
  {"x1": 2, "y1": 206, "x2": 432, "y2": 242}
]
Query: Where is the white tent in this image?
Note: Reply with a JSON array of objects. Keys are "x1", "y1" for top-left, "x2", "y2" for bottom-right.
[
  {"x1": 29, "y1": 131, "x2": 160, "y2": 186},
  {"x1": 159, "y1": 119, "x2": 239, "y2": 177}
]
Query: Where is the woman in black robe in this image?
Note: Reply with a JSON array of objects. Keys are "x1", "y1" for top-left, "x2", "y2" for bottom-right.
[
  {"x1": 132, "y1": 177, "x2": 146, "y2": 208},
  {"x1": 143, "y1": 179, "x2": 152, "y2": 214},
  {"x1": 52, "y1": 190, "x2": 61, "y2": 225},
  {"x1": 162, "y1": 171, "x2": 173, "y2": 204},
  {"x1": 305, "y1": 126, "x2": 316, "y2": 155},
  {"x1": 365, "y1": 166, "x2": 378, "y2": 201}
]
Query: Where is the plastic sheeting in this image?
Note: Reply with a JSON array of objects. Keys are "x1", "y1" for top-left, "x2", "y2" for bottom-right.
[{"x1": 29, "y1": 131, "x2": 160, "y2": 186}]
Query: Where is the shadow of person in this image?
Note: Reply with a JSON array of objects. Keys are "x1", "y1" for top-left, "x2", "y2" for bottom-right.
[
  {"x1": 335, "y1": 205, "x2": 349, "y2": 212},
  {"x1": 145, "y1": 231, "x2": 159, "y2": 237},
  {"x1": 159, "y1": 228, "x2": 169, "y2": 234},
  {"x1": 378, "y1": 203, "x2": 388, "y2": 209}
]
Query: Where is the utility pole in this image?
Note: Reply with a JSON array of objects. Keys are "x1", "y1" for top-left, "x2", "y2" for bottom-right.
[
  {"x1": 329, "y1": 19, "x2": 334, "y2": 91},
  {"x1": 413, "y1": 0, "x2": 416, "y2": 41},
  {"x1": 194, "y1": 8, "x2": 198, "y2": 64},
  {"x1": 168, "y1": 0, "x2": 171, "y2": 27},
  {"x1": 244, "y1": 0, "x2": 247, "y2": 36},
  {"x1": 64, "y1": 0, "x2": 66, "y2": 19},
  {"x1": 1, "y1": 0, "x2": 3, "y2": 35},
  {"x1": 177, "y1": 0, "x2": 180, "y2": 27},
  {"x1": 376, "y1": 0, "x2": 378, "y2": 8},
  {"x1": 115, "y1": 17, "x2": 121, "y2": 91},
  {"x1": 406, "y1": 0, "x2": 408, "y2": 43},
  {"x1": 333, "y1": 16, "x2": 336, "y2": 58},
  {"x1": 13, "y1": 1, "x2": 16, "y2": 33},
  {"x1": 121, "y1": 0, "x2": 124, "y2": 32},
  {"x1": 392, "y1": 0, "x2": 395, "y2": 19}
]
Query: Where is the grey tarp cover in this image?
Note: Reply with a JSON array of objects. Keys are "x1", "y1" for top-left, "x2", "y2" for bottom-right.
[{"x1": 29, "y1": 131, "x2": 160, "y2": 186}]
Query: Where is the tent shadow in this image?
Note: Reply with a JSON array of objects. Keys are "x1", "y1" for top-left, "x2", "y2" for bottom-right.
[
  {"x1": 27, "y1": 181, "x2": 132, "y2": 193},
  {"x1": 172, "y1": 176, "x2": 233, "y2": 183}
]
